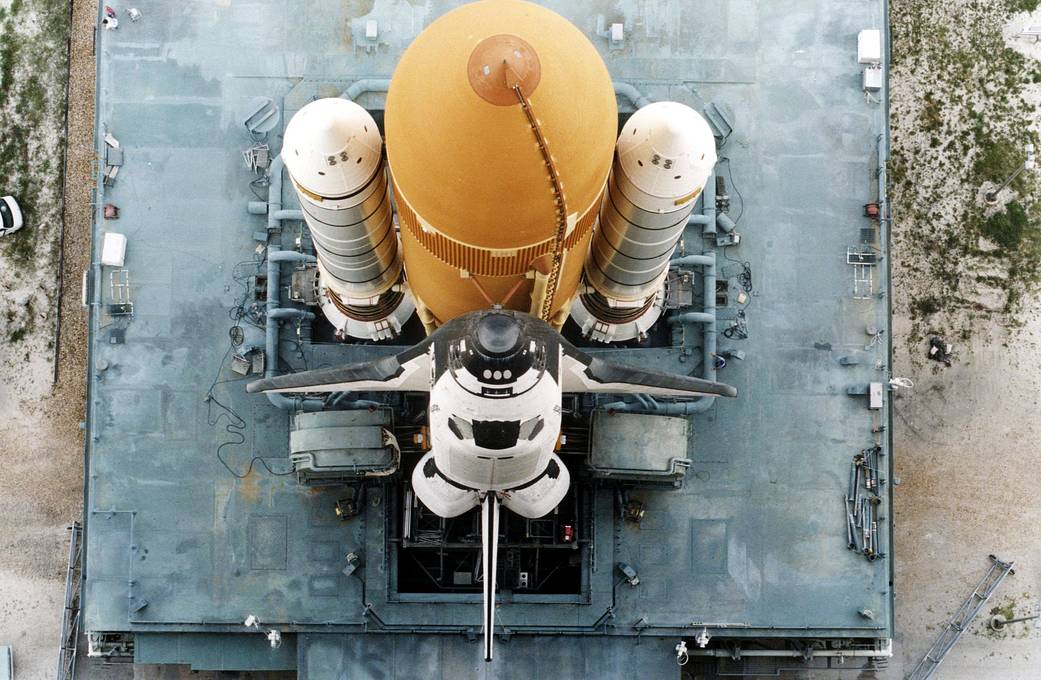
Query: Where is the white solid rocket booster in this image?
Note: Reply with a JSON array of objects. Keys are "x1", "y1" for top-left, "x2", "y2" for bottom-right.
[
  {"x1": 574, "y1": 101, "x2": 717, "y2": 342},
  {"x1": 281, "y1": 98, "x2": 413, "y2": 341}
]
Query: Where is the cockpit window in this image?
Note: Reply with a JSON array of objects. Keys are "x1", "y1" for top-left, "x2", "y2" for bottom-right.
[
  {"x1": 518, "y1": 415, "x2": 544, "y2": 441},
  {"x1": 448, "y1": 415, "x2": 473, "y2": 440},
  {"x1": 471, "y1": 419, "x2": 521, "y2": 450}
]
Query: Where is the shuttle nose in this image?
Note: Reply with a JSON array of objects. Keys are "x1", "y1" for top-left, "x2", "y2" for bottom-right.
[{"x1": 475, "y1": 313, "x2": 522, "y2": 357}]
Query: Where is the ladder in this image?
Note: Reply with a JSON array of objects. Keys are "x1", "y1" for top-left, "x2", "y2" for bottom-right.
[
  {"x1": 906, "y1": 555, "x2": 1015, "y2": 680},
  {"x1": 847, "y1": 247, "x2": 876, "y2": 299},
  {"x1": 57, "y1": 522, "x2": 83, "y2": 680}
]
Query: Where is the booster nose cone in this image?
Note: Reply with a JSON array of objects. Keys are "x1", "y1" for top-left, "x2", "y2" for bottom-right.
[
  {"x1": 616, "y1": 101, "x2": 718, "y2": 201},
  {"x1": 282, "y1": 98, "x2": 382, "y2": 199}
]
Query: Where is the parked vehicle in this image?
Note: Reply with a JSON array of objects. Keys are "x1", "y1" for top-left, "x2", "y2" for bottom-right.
[{"x1": 0, "y1": 196, "x2": 23, "y2": 237}]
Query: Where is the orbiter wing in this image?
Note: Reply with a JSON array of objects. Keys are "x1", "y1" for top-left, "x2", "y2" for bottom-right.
[
  {"x1": 245, "y1": 340, "x2": 433, "y2": 394},
  {"x1": 559, "y1": 341, "x2": 738, "y2": 398}
]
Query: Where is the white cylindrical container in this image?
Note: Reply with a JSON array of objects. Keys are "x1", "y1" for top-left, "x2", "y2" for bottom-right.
[
  {"x1": 282, "y1": 98, "x2": 412, "y2": 340},
  {"x1": 575, "y1": 101, "x2": 717, "y2": 341}
]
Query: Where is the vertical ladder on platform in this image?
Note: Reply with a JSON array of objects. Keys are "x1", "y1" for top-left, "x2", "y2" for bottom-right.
[{"x1": 906, "y1": 555, "x2": 1015, "y2": 680}]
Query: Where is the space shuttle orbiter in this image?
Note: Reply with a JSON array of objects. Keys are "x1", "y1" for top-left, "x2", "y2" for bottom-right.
[
  {"x1": 247, "y1": 310, "x2": 735, "y2": 659},
  {"x1": 250, "y1": 0, "x2": 734, "y2": 662}
]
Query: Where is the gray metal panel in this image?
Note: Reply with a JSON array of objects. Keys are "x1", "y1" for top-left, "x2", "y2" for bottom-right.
[
  {"x1": 297, "y1": 633, "x2": 678, "y2": 680},
  {"x1": 589, "y1": 410, "x2": 690, "y2": 471},
  {"x1": 588, "y1": 410, "x2": 691, "y2": 482},
  {"x1": 81, "y1": 0, "x2": 895, "y2": 673},
  {"x1": 290, "y1": 408, "x2": 396, "y2": 477},
  {"x1": 134, "y1": 633, "x2": 297, "y2": 671}
]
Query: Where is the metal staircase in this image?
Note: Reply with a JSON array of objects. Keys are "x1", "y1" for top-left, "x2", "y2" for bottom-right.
[
  {"x1": 57, "y1": 522, "x2": 83, "y2": 680},
  {"x1": 906, "y1": 555, "x2": 1015, "y2": 680}
]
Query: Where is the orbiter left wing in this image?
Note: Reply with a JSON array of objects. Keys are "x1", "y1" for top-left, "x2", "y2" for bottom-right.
[{"x1": 245, "y1": 340, "x2": 433, "y2": 394}]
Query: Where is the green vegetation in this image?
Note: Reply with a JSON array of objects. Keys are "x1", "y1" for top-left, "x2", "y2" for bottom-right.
[
  {"x1": 974, "y1": 139, "x2": 1032, "y2": 194},
  {"x1": 0, "y1": 0, "x2": 70, "y2": 265},
  {"x1": 1008, "y1": 0, "x2": 1041, "y2": 13},
  {"x1": 980, "y1": 201, "x2": 1033, "y2": 249},
  {"x1": 911, "y1": 295, "x2": 942, "y2": 317},
  {"x1": 892, "y1": 0, "x2": 1041, "y2": 344}
]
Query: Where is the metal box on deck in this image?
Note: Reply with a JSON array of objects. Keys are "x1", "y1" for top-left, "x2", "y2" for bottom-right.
[{"x1": 586, "y1": 411, "x2": 692, "y2": 486}]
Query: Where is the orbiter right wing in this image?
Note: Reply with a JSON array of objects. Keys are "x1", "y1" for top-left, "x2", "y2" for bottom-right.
[{"x1": 558, "y1": 341, "x2": 738, "y2": 398}]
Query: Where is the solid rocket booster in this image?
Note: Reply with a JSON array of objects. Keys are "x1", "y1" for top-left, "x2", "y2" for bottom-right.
[
  {"x1": 282, "y1": 98, "x2": 413, "y2": 341},
  {"x1": 575, "y1": 101, "x2": 718, "y2": 342},
  {"x1": 384, "y1": 0, "x2": 617, "y2": 331}
]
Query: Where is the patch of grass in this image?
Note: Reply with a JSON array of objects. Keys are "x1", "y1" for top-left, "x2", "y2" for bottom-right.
[
  {"x1": 980, "y1": 201, "x2": 1032, "y2": 249},
  {"x1": 0, "y1": 0, "x2": 70, "y2": 269},
  {"x1": 1007, "y1": 0, "x2": 1041, "y2": 12},
  {"x1": 890, "y1": 0, "x2": 1041, "y2": 351},
  {"x1": 911, "y1": 295, "x2": 942, "y2": 317},
  {"x1": 973, "y1": 138, "x2": 1029, "y2": 191},
  {"x1": 921, "y1": 92, "x2": 943, "y2": 131}
]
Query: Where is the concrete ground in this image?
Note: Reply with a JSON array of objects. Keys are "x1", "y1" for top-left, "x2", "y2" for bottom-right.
[{"x1": 880, "y1": 314, "x2": 1041, "y2": 678}]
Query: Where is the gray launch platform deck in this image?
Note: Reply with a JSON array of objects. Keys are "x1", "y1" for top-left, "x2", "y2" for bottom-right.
[{"x1": 82, "y1": 1, "x2": 894, "y2": 677}]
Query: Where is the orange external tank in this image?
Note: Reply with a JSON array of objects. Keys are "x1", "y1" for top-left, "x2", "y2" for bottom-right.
[{"x1": 384, "y1": 0, "x2": 617, "y2": 331}]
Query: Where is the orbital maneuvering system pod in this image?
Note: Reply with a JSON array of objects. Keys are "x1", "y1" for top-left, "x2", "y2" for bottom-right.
[{"x1": 258, "y1": 0, "x2": 736, "y2": 663}]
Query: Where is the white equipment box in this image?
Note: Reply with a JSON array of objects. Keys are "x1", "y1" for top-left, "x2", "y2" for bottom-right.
[
  {"x1": 101, "y1": 232, "x2": 127, "y2": 267},
  {"x1": 863, "y1": 65, "x2": 883, "y2": 91},
  {"x1": 858, "y1": 29, "x2": 882, "y2": 64}
]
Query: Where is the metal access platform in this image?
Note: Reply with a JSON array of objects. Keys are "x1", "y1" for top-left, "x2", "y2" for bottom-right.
[{"x1": 81, "y1": 1, "x2": 895, "y2": 677}]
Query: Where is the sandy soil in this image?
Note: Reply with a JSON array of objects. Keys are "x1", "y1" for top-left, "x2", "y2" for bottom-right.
[
  {"x1": 0, "y1": 1, "x2": 95, "y2": 678},
  {"x1": 814, "y1": 4, "x2": 1041, "y2": 679}
]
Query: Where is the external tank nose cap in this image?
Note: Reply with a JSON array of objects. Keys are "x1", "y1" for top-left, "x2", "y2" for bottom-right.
[
  {"x1": 467, "y1": 34, "x2": 542, "y2": 106},
  {"x1": 475, "y1": 313, "x2": 521, "y2": 356}
]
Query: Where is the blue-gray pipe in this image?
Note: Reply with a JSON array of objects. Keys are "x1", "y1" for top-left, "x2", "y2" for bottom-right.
[
  {"x1": 262, "y1": 157, "x2": 324, "y2": 412},
  {"x1": 603, "y1": 242, "x2": 721, "y2": 416},
  {"x1": 267, "y1": 155, "x2": 286, "y2": 232},
  {"x1": 272, "y1": 209, "x2": 303, "y2": 222},
  {"x1": 700, "y1": 167, "x2": 718, "y2": 236},
  {"x1": 687, "y1": 210, "x2": 736, "y2": 233},
  {"x1": 341, "y1": 79, "x2": 391, "y2": 102},
  {"x1": 327, "y1": 392, "x2": 382, "y2": 409},
  {"x1": 613, "y1": 81, "x2": 651, "y2": 110},
  {"x1": 268, "y1": 308, "x2": 315, "y2": 321},
  {"x1": 654, "y1": 251, "x2": 717, "y2": 415}
]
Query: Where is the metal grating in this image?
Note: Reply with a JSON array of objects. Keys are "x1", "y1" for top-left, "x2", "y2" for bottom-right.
[
  {"x1": 56, "y1": 522, "x2": 82, "y2": 680},
  {"x1": 907, "y1": 555, "x2": 1015, "y2": 680}
]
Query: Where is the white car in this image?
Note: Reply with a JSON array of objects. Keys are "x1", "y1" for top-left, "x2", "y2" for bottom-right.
[{"x1": 0, "y1": 196, "x2": 23, "y2": 237}]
